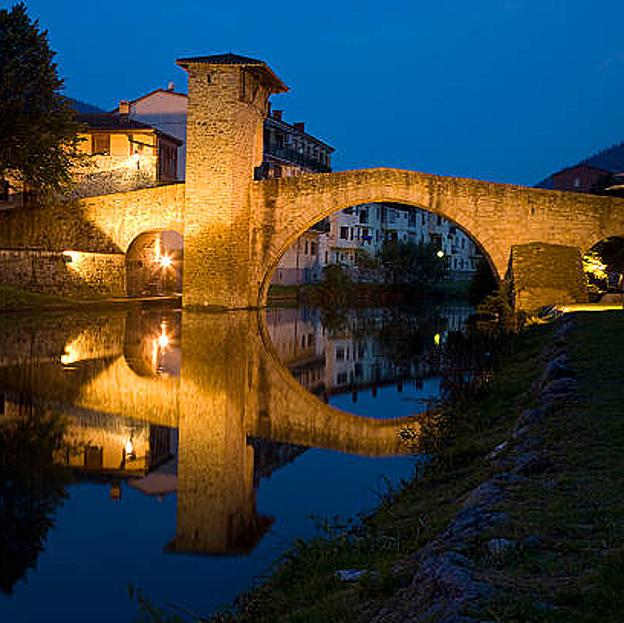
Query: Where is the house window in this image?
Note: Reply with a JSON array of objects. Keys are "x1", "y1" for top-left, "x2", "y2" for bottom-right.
[
  {"x1": 336, "y1": 347, "x2": 345, "y2": 361},
  {"x1": 573, "y1": 177, "x2": 580, "y2": 188},
  {"x1": 340, "y1": 226, "x2": 349, "y2": 240},
  {"x1": 92, "y1": 133, "x2": 110, "y2": 155},
  {"x1": 304, "y1": 240, "x2": 309, "y2": 254},
  {"x1": 311, "y1": 242, "x2": 317, "y2": 255}
]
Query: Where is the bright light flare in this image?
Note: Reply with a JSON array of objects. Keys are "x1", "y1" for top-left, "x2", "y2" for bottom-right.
[
  {"x1": 158, "y1": 254, "x2": 173, "y2": 269},
  {"x1": 436, "y1": 250, "x2": 445, "y2": 258},
  {"x1": 157, "y1": 331, "x2": 170, "y2": 348},
  {"x1": 61, "y1": 345, "x2": 79, "y2": 365}
]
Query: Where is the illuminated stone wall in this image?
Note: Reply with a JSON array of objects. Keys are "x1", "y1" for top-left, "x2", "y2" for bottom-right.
[
  {"x1": 0, "y1": 249, "x2": 125, "y2": 297},
  {"x1": 0, "y1": 184, "x2": 184, "y2": 254},
  {"x1": 0, "y1": 184, "x2": 183, "y2": 297},
  {"x1": 71, "y1": 154, "x2": 160, "y2": 198}
]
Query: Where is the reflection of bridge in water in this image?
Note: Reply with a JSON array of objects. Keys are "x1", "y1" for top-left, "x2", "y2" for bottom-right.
[{"x1": 0, "y1": 309, "x2": 421, "y2": 555}]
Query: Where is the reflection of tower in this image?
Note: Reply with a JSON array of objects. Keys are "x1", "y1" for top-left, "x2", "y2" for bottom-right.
[
  {"x1": 177, "y1": 53, "x2": 288, "y2": 309},
  {"x1": 171, "y1": 312, "x2": 272, "y2": 554}
]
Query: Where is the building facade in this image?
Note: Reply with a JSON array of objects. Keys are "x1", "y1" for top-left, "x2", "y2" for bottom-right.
[
  {"x1": 73, "y1": 111, "x2": 181, "y2": 197},
  {"x1": 320, "y1": 202, "x2": 481, "y2": 281}
]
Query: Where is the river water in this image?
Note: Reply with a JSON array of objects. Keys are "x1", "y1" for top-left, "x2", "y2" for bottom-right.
[{"x1": 0, "y1": 302, "x2": 472, "y2": 622}]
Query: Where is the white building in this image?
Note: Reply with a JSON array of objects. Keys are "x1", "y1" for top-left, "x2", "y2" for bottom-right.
[{"x1": 319, "y1": 203, "x2": 481, "y2": 281}]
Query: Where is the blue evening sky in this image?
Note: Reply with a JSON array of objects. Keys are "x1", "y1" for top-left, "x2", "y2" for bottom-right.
[{"x1": 14, "y1": 0, "x2": 624, "y2": 185}]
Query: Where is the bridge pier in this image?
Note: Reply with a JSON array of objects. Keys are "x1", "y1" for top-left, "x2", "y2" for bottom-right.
[{"x1": 508, "y1": 242, "x2": 588, "y2": 311}]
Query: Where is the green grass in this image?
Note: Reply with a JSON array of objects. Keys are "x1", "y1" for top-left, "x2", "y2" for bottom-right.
[
  {"x1": 478, "y1": 311, "x2": 624, "y2": 623},
  {"x1": 0, "y1": 284, "x2": 72, "y2": 311}
]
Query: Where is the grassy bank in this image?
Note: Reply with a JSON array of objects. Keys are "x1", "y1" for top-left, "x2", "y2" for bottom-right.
[
  {"x1": 0, "y1": 284, "x2": 180, "y2": 314},
  {"x1": 212, "y1": 312, "x2": 624, "y2": 622},
  {"x1": 473, "y1": 312, "x2": 624, "y2": 622},
  {"x1": 0, "y1": 284, "x2": 71, "y2": 311}
]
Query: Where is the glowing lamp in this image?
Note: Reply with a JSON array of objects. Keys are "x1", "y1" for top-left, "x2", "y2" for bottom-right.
[
  {"x1": 158, "y1": 254, "x2": 173, "y2": 269},
  {"x1": 436, "y1": 250, "x2": 445, "y2": 258},
  {"x1": 434, "y1": 333, "x2": 441, "y2": 346},
  {"x1": 124, "y1": 439, "x2": 135, "y2": 459}
]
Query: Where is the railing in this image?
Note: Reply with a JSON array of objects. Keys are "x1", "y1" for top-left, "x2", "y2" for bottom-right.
[{"x1": 264, "y1": 144, "x2": 332, "y2": 173}]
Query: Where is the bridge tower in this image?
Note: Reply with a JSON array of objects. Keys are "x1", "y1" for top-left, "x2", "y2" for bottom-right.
[{"x1": 176, "y1": 53, "x2": 288, "y2": 308}]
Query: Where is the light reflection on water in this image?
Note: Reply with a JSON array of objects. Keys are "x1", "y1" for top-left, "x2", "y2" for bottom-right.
[{"x1": 0, "y1": 303, "x2": 471, "y2": 622}]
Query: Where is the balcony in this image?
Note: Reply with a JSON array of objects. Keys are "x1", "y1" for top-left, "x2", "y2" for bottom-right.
[{"x1": 264, "y1": 144, "x2": 332, "y2": 173}]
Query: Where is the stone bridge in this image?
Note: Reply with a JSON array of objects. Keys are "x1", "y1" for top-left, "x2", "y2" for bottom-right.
[
  {"x1": 1, "y1": 53, "x2": 623, "y2": 309},
  {"x1": 0, "y1": 309, "x2": 419, "y2": 554}
]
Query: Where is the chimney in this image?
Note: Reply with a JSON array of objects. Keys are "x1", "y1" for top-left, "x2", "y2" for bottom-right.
[
  {"x1": 167, "y1": 81, "x2": 175, "y2": 92},
  {"x1": 272, "y1": 109, "x2": 283, "y2": 121},
  {"x1": 118, "y1": 100, "x2": 131, "y2": 116},
  {"x1": 293, "y1": 122, "x2": 305, "y2": 133}
]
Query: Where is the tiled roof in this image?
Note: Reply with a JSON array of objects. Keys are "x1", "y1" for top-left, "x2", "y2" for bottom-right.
[
  {"x1": 176, "y1": 52, "x2": 288, "y2": 93},
  {"x1": 76, "y1": 114, "x2": 183, "y2": 145},
  {"x1": 176, "y1": 52, "x2": 266, "y2": 66}
]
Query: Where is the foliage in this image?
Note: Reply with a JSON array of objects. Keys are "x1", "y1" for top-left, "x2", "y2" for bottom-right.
[
  {"x1": 468, "y1": 258, "x2": 498, "y2": 305},
  {"x1": 0, "y1": 407, "x2": 70, "y2": 594},
  {"x1": 582, "y1": 250, "x2": 608, "y2": 292},
  {"x1": 353, "y1": 248, "x2": 380, "y2": 282},
  {"x1": 0, "y1": 3, "x2": 80, "y2": 200},
  {"x1": 474, "y1": 281, "x2": 520, "y2": 335},
  {"x1": 590, "y1": 237, "x2": 624, "y2": 274},
  {"x1": 379, "y1": 241, "x2": 448, "y2": 287},
  {"x1": 309, "y1": 264, "x2": 356, "y2": 309}
]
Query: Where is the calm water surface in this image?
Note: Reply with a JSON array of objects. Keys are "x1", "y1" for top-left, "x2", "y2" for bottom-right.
[{"x1": 0, "y1": 303, "x2": 471, "y2": 622}]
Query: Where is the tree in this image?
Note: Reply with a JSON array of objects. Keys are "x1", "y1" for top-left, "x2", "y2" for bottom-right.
[
  {"x1": 468, "y1": 258, "x2": 498, "y2": 305},
  {"x1": 379, "y1": 240, "x2": 448, "y2": 286},
  {"x1": 0, "y1": 3, "x2": 80, "y2": 200}
]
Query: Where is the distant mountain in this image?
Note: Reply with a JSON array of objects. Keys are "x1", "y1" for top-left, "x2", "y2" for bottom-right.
[
  {"x1": 66, "y1": 97, "x2": 105, "y2": 114},
  {"x1": 580, "y1": 142, "x2": 624, "y2": 174}
]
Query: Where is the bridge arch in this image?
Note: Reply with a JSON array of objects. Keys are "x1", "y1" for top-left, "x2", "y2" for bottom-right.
[
  {"x1": 252, "y1": 169, "x2": 525, "y2": 307},
  {"x1": 126, "y1": 229, "x2": 183, "y2": 297},
  {"x1": 257, "y1": 197, "x2": 500, "y2": 307}
]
